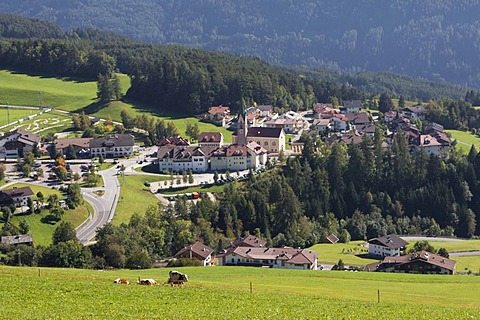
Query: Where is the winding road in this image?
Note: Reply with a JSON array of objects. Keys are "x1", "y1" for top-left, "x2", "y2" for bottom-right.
[{"x1": 75, "y1": 168, "x2": 120, "y2": 244}]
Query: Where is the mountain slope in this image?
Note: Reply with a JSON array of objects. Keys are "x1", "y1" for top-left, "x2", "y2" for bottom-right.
[{"x1": 1, "y1": 0, "x2": 480, "y2": 87}]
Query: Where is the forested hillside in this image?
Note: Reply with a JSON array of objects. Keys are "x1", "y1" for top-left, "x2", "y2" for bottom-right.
[
  {"x1": 2, "y1": 0, "x2": 480, "y2": 87},
  {"x1": 0, "y1": 15, "x2": 471, "y2": 116}
]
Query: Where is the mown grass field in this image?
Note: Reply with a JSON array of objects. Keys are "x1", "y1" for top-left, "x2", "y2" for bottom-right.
[
  {"x1": 113, "y1": 174, "x2": 168, "y2": 225},
  {"x1": 0, "y1": 266, "x2": 478, "y2": 319},
  {"x1": 309, "y1": 241, "x2": 378, "y2": 266},
  {"x1": 91, "y1": 100, "x2": 234, "y2": 143},
  {"x1": 0, "y1": 183, "x2": 90, "y2": 246},
  {"x1": 0, "y1": 107, "x2": 40, "y2": 127},
  {"x1": 0, "y1": 70, "x2": 98, "y2": 111},
  {"x1": 446, "y1": 129, "x2": 480, "y2": 154}
]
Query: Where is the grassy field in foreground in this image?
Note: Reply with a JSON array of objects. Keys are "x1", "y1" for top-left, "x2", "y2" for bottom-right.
[
  {"x1": 113, "y1": 175, "x2": 168, "y2": 225},
  {"x1": 0, "y1": 266, "x2": 478, "y2": 319},
  {"x1": 0, "y1": 183, "x2": 90, "y2": 246},
  {"x1": 446, "y1": 129, "x2": 480, "y2": 154}
]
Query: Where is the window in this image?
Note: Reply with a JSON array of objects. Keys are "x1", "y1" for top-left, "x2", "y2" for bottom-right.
[
  {"x1": 264, "y1": 141, "x2": 268, "y2": 146},
  {"x1": 272, "y1": 142, "x2": 276, "y2": 146}
]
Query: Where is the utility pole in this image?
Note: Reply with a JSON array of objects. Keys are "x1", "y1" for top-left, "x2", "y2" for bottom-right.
[{"x1": 6, "y1": 102, "x2": 9, "y2": 125}]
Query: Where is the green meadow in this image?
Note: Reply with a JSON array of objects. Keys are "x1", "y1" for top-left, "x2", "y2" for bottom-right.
[
  {"x1": 113, "y1": 174, "x2": 168, "y2": 225},
  {"x1": 446, "y1": 129, "x2": 480, "y2": 154},
  {"x1": 92, "y1": 100, "x2": 234, "y2": 143},
  {"x1": 0, "y1": 70, "x2": 98, "y2": 111},
  {"x1": 309, "y1": 241, "x2": 377, "y2": 266},
  {"x1": 0, "y1": 183, "x2": 90, "y2": 246},
  {"x1": 0, "y1": 266, "x2": 478, "y2": 319},
  {"x1": 0, "y1": 107, "x2": 40, "y2": 127}
]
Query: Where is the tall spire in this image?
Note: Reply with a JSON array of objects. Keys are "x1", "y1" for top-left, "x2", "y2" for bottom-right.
[{"x1": 236, "y1": 93, "x2": 247, "y2": 145}]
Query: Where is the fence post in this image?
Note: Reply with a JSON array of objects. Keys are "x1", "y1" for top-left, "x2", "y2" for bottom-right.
[
  {"x1": 378, "y1": 289, "x2": 380, "y2": 303},
  {"x1": 250, "y1": 282, "x2": 253, "y2": 293}
]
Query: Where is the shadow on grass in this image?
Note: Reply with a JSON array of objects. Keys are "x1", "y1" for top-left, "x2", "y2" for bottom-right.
[
  {"x1": 138, "y1": 164, "x2": 160, "y2": 174},
  {"x1": 8, "y1": 68, "x2": 95, "y2": 83},
  {"x1": 74, "y1": 101, "x2": 105, "y2": 114},
  {"x1": 41, "y1": 214, "x2": 60, "y2": 225},
  {"x1": 356, "y1": 253, "x2": 379, "y2": 260}
]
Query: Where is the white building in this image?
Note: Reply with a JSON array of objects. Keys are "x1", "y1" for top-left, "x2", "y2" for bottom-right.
[
  {"x1": 158, "y1": 146, "x2": 209, "y2": 173},
  {"x1": 219, "y1": 246, "x2": 318, "y2": 270},
  {"x1": 0, "y1": 129, "x2": 40, "y2": 159},
  {"x1": 368, "y1": 234, "x2": 408, "y2": 257},
  {"x1": 89, "y1": 134, "x2": 134, "y2": 158}
]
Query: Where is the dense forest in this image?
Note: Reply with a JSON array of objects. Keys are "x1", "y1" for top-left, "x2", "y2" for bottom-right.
[
  {"x1": 2, "y1": 1, "x2": 480, "y2": 87},
  {"x1": 0, "y1": 14, "x2": 471, "y2": 118}
]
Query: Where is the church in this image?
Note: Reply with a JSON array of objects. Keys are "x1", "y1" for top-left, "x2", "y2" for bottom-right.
[{"x1": 232, "y1": 109, "x2": 285, "y2": 154}]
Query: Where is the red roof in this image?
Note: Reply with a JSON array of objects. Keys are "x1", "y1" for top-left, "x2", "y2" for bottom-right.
[{"x1": 208, "y1": 106, "x2": 230, "y2": 115}]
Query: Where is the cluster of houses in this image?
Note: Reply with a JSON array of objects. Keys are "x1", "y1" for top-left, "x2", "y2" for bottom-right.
[
  {"x1": 174, "y1": 233, "x2": 456, "y2": 274},
  {"x1": 175, "y1": 235, "x2": 319, "y2": 270},
  {"x1": 158, "y1": 109, "x2": 285, "y2": 173},
  {"x1": 312, "y1": 101, "x2": 451, "y2": 156},
  {"x1": 0, "y1": 129, "x2": 135, "y2": 160},
  {"x1": 365, "y1": 234, "x2": 456, "y2": 275}
]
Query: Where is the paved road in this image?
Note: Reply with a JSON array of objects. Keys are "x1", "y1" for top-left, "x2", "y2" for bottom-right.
[
  {"x1": 75, "y1": 168, "x2": 120, "y2": 244},
  {"x1": 401, "y1": 236, "x2": 466, "y2": 242}
]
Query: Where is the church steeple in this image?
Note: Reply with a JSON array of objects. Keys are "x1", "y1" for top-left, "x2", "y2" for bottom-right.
[{"x1": 236, "y1": 97, "x2": 248, "y2": 145}]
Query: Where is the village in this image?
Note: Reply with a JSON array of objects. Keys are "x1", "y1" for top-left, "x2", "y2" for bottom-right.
[{"x1": 0, "y1": 99, "x2": 459, "y2": 275}]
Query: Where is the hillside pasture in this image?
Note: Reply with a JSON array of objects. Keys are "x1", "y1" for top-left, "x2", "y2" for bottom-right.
[
  {"x1": 90, "y1": 100, "x2": 234, "y2": 143},
  {"x1": 0, "y1": 266, "x2": 479, "y2": 319},
  {"x1": 446, "y1": 129, "x2": 480, "y2": 155},
  {"x1": 0, "y1": 69, "x2": 97, "y2": 111}
]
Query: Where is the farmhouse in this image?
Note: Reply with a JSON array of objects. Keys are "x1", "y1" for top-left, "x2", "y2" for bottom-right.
[
  {"x1": 340, "y1": 100, "x2": 363, "y2": 113},
  {"x1": 54, "y1": 138, "x2": 91, "y2": 158},
  {"x1": 0, "y1": 129, "x2": 40, "y2": 159},
  {"x1": 89, "y1": 134, "x2": 134, "y2": 158},
  {"x1": 0, "y1": 186, "x2": 34, "y2": 207},
  {"x1": 368, "y1": 234, "x2": 408, "y2": 257},
  {"x1": 257, "y1": 105, "x2": 273, "y2": 117},
  {"x1": 218, "y1": 246, "x2": 319, "y2": 270},
  {"x1": 232, "y1": 234, "x2": 267, "y2": 248},
  {"x1": 401, "y1": 105, "x2": 427, "y2": 121},
  {"x1": 365, "y1": 251, "x2": 456, "y2": 275},
  {"x1": 206, "y1": 105, "x2": 230, "y2": 126},
  {"x1": 175, "y1": 241, "x2": 213, "y2": 266}
]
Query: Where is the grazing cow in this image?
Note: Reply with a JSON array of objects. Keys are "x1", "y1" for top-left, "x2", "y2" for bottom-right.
[
  {"x1": 167, "y1": 270, "x2": 188, "y2": 285},
  {"x1": 113, "y1": 278, "x2": 130, "y2": 285},
  {"x1": 136, "y1": 278, "x2": 157, "y2": 286}
]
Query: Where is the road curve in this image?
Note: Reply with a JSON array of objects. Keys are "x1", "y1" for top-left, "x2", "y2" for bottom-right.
[{"x1": 76, "y1": 168, "x2": 120, "y2": 244}]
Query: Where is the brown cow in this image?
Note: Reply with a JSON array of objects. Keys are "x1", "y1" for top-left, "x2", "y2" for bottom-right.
[{"x1": 113, "y1": 278, "x2": 130, "y2": 285}]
